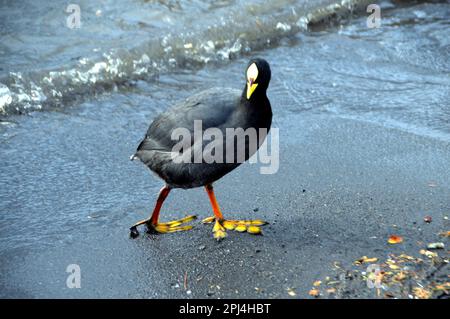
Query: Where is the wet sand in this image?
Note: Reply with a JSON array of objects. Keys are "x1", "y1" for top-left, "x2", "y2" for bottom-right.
[
  {"x1": 1, "y1": 1, "x2": 449, "y2": 298},
  {"x1": 1, "y1": 113, "x2": 448, "y2": 298}
]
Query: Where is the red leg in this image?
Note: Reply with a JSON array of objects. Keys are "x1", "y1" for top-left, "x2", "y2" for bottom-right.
[
  {"x1": 130, "y1": 185, "x2": 196, "y2": 238},
  {"x1": 205, "y1": 184, "x2": 223, "y2": 221},
  {"x1": 202, "y1": 184, "x2": 268, "y2": 240},
  {"x1": 204, "y1": 184, "x2": 227, "y2": 240},
  {"x1": 130, "y1": 186, "x2": 170, "y2": 238},
  {"x1": 149, "y1": 186, "x2": 171, "y2": 225}
]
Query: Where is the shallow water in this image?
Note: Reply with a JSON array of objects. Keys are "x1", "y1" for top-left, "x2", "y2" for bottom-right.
[
  {"x1": 0, "y1": 1, "x2": 449, "y2": 255},
  {"x1": 0, "y1": 0, "x2": 341, "y2": 114}
]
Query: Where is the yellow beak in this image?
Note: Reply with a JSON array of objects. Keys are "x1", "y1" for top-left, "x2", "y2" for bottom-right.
[{"x1": 246, "y1": 81, "x2": 258, "y2": 99}]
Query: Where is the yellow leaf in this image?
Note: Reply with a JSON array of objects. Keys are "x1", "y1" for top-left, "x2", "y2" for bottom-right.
[
  {"x1": 398, "y1": 254, "x2": 414, "y2": 261},
  {"x1": 354, "y1": 256, "x2": 378, "y2": 265},
  {"x1": 393, "y1": 272, "x2": 406, "y2": 281},
  {"x1": 388, "y1": 235, "x2": 403, "y2": 244},
  {"x1": 313, "y1": 280, "x2": 322, "y2": 287},
  {"x1": 419, "y1": 249, "x2": 438, "y2": 258},
  {"x1": 413, "y1": 287, "x2": 432, "y2": 299},
  {"x1": 326, "y1": 288, "x2": 336, "y2": 294},
  {"x1": 309, "y1": 289, "x2": 320, "y2": 297},
  {"x1": 389, "y1": 264, "x2": 400, "y2": 270},
  {"x1": 434, "y1": 282, "x2": 450, "y2": 290},
  {"x1": 439, "y1": 231, "x2": 450, "y2": 238}
]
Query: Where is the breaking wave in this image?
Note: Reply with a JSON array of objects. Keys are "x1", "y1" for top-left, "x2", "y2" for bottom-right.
[{"x1": 0, "y1": 0, "x2": 372, "y2": 115}]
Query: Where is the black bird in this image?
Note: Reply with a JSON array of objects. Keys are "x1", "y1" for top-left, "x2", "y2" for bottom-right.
[{"x1": 130, "y1": 58, "x2": 272, "y2": 240}]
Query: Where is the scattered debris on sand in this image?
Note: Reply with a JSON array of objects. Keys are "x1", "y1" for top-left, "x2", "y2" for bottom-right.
[{"x1": 309, "y1": 231, "x2": 449, "y2": 299}]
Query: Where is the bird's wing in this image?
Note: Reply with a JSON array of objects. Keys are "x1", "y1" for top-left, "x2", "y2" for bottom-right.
[{"x1": 137, "y1": 87, "x2": 241, "y2": 152}]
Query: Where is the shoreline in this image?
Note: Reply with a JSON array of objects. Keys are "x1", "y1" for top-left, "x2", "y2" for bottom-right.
[{"x1": 0, "y1": 0, "x2": 375, "y2": 116}]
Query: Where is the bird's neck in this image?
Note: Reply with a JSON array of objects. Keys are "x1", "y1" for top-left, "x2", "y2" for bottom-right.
[
  {"x1": 240, "y1": 91, "x2": 268, "y2": 106},
  {"x1": 238, "y1": 93, "x2": 272, "y2": 124}
]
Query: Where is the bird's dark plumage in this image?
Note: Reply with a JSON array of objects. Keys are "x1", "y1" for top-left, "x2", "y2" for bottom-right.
[
  {"x1": 133, "y1": 58, "x2": 272, "y2": 189},
  {"x1": 130, "y1": 58, "x2": 273, "y2": 240}
]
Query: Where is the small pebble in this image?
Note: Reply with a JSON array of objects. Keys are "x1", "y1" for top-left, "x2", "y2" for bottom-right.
[{"x1": 427, "y1": 242, "x2": 445, "y2": 250}]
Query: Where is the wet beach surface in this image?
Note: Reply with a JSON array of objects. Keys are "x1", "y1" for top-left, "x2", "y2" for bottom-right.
[
  {"x1": 1, "y1": 1, "x2": 449, "y2": 298},
  {"x1": 1, "y1": 112, "x2": 449, "y2": 298}
]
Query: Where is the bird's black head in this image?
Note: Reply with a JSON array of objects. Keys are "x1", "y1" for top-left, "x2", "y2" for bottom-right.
[{"x1": 245, "y1": 58, "x2": 271, "y2": 100}]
